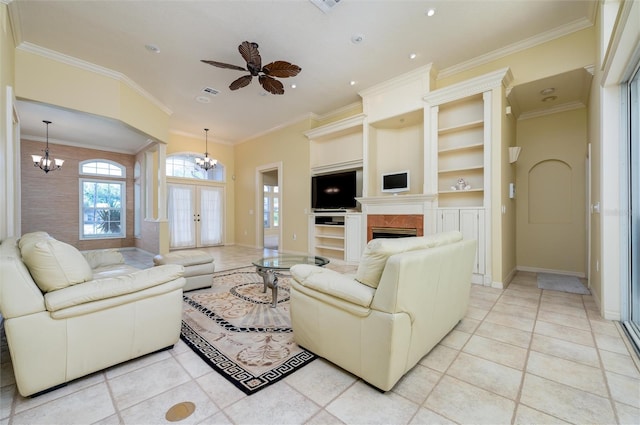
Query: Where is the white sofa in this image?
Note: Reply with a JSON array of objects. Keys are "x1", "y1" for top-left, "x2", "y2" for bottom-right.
[
  {"x1": 290, "y1": 231, "x2": 476, "y2": 391},
  {"x1": 0, "y1": 232, "x2": 186, "y2": 397}
]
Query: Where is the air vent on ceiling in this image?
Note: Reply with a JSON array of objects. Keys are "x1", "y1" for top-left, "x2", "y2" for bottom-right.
[
  {"x1": 202, "y1": 87, "x2": 219, "y2": 96},
  {"x1": 309, "y1": 0, "x2": 341, "y2": 14}
]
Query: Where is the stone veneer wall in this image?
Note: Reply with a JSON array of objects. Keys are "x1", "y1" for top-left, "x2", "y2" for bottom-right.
[{"x1": 21, "y1": 139, "x2": 136, "y2": 250}]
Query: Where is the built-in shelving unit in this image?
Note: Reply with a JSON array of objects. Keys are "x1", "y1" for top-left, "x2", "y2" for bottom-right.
[{"x1": 435, "y1": 93, "x2": 485, "y2": 208}]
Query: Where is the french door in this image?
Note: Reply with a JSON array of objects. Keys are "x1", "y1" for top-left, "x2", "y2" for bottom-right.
[{"x1": 168, "y1": 183, "x2": 223, "y2": 249}]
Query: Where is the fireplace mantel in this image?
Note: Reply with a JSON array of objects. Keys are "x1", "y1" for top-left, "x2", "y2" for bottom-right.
[
  {"x1": 356, "y1": 194, "x2": 437, "y2": 214},
  {"x1": 357, "y1": 194, "x2": 438, "y2": 235}
]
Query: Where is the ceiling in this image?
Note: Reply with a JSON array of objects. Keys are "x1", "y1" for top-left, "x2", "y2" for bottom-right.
[{"x1": 9, "y1": 0, "x2": 597, "y2": 153}]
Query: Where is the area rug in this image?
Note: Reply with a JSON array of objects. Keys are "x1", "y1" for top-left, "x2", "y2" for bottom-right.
[
  {"x1": 537, "y1": 272, "x2": 590, "y2": 295},
  {"x1": 180, "y1": 267, "x2": 316, "y2": 395}
]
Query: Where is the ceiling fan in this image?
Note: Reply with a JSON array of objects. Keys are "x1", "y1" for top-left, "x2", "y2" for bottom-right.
[{"x1": 201, "y1": 41, "x2": 301, "y2": 95}]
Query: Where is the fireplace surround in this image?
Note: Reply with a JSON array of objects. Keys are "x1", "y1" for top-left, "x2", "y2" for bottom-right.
[{"x1": 367, "y1": 214, "x2": 423, "y2": 241}]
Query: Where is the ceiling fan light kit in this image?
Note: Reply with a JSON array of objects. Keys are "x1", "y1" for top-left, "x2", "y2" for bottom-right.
[{"x1": 201, "y1": 41, "x2": 301, "y2": 95}]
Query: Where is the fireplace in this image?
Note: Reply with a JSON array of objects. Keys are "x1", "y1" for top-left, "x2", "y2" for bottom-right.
[
  {"x1": 371, "y1": 227, "x2": 418, "y2": 239},
  {"x1": 367, "y1": 214, "x2": 423, "y2": 241}
]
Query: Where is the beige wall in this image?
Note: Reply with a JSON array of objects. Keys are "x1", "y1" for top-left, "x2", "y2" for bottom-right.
[
  {"x1": 437, "y1": 27, "x2": 596, "y2": 89},
  {"x1": 21, "y1": 139, "x2": 136, "y2": 251},
  {"x1": 234, "y1": 118, "x2": 313, "y2": 253},
  {"x1": 15, "y1": 49, "x2": 170, "y2": 143},
  {"x1": 502, "y1": 93, "x2": 518, "y2": 284},
  {"x1": 516, "y1": 108, "x2": 587, "y2": 275}
]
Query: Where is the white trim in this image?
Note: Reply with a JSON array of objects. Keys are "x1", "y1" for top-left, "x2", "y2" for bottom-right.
[
  {"x1": 169, "y1": 129, "x2": 234, "y2": 146},
  {"x1": 16, "y1": 42, "x2": 173, "y2": 116},
  {"x1": 313, "y1": 102, "x2": 361, "y2": 122},
  {"x1": 516, "y1": 265, "x2": 586, "y2": 279},
  {"x1": 79, "y1": 159, "x2": 126, "y2": 178},
  {"x1": 424, "y1": 68, "x2": 513, "y2": 106},
  {"x1": 304, "y1": 113, "x2": 366, "y2": 140},
  {"x1": 438, "y1": 18, "x2": 594, "y2": 80},
  {"x1": 237, "y1": 113, "x2": 317, "y2": 145},
  {"x1": 255, "y1": 162, "x2": 283, "y2": 249},
  {"x1": 359, "y1": 64, "x2": 435, "y2": 98},
  {"x1": 78, "y1": 178, "x2": 127, "y2": 240},
  {"x1": 517, "y1": 101, "x2": 588, "y2": 121}
]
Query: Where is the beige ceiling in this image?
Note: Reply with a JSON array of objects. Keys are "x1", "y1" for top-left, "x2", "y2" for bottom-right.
[{"x1": 9, "y1": 0, "x2": 597, "y2": 152}]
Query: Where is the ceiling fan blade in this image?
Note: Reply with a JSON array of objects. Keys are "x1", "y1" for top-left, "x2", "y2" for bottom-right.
[
  {"x1": 239, "y1": 41, "x2": 262, "y2": 75},
  {"x1": 200, "y1": 60, "x2": 246, "y2": 72},
  {"x1": 259, "y1": 75, "x2": 284, "y2": 95},
  {"x1": 262, "y1": 61, "x2": 302, "y2": 78},
  {"x1": 229, "y1": 75, "x2": 253, "y2": 90}
]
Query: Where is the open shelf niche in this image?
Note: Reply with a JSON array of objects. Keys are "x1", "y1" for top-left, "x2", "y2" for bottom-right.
[{"x1": 367, "y1": 109, "x2": 424, "y2": 197}]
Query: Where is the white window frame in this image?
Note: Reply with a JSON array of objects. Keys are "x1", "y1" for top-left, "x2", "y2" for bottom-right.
[
  {"x1": 79, "y1": 159, "x2": 126, "y2": 178},
  {"x1": 79, "y1": 159, "x2": 127, "y2": 240}
]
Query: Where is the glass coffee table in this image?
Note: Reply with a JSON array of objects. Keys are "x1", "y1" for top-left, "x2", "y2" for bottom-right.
[{"x1": 252, "y1": 255, "x2": 329, "y2": 307}]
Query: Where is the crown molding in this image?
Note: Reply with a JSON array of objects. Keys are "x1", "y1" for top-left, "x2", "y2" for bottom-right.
[
  {"x1": 424, "y1": 68, "x2": 513, "y2": 105},
  {"x1": 21, "y1": 134, "x2": 141, "y2": 155},
  {"x1": 16, "y1": 42, "x2": 173, "y2": 116},
  {"x1": 358, "y1": 63, "x2": 435, "y2": 98},
  {"x1": 304, "y1": 113, "x2": 366, "y2": 139},
  {"x1": 314, "y1": 101, "x2": 362, "y2": 122},
  {"x1": 236, "y1": 112, "x2": 317, "y2": 145},
  {"x1": 438, "y1": 17, "x2": 594, "y2": 80},
  {"x1": 518, "y1": 100, "x2": 586, "y2": 121},
  {"x1": 169, "y1": 129, "x2": 234, "y2": 146}
]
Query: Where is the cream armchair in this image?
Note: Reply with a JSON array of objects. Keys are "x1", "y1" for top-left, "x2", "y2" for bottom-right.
[
  {"x1": 0, "y1": 232, "x2": 186, "y2": 397},
  {"x1": 290, "y1": 231, "x2": 476, "y2": 391}
]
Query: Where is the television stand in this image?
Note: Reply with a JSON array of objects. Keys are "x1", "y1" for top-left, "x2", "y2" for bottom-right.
[{"x1": 309, "y1": 211, "x2": 363, "y2": 263}]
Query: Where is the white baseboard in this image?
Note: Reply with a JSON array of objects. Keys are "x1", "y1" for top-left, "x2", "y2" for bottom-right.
[{"x1": 516, "y1": 266, "x2": 585, "y2": 279}]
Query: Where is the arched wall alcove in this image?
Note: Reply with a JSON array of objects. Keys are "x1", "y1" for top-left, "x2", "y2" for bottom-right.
[{"x1": 528, "y1": 159, "x2": 573, "y2": 224}]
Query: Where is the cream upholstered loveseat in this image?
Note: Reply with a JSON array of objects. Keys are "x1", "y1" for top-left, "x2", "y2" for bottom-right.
[
  {"x1": 290, "y1": 231, "x2": 476, "y2": 391},
  {"x1": 0, "y1": 232, "x2": 186, "y2": 397}
]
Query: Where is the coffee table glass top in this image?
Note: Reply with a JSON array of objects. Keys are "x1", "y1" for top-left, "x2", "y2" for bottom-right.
[{"x1": 252, "y1": 254, "x2": 329, "y2": 270}]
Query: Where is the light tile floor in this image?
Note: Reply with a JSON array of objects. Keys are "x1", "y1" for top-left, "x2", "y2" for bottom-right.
[{"x1": 2, "y1": 245, "x2": 639, "y2": 425}]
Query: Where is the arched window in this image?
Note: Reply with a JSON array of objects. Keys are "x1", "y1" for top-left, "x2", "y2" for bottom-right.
[
  {"x1": 80, "y1": 159, "x2": 125, "y2": 177},
  {"x1": 79, "y1": 160, "x2": 126, "y2": 239},
  {"x1": 166, "y1": 154, "x2": 225, "y2": 181}
]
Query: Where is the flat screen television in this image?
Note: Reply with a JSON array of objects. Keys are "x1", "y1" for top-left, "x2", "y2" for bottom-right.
[
  {"x1": 311, "y1": 170, "x2": 357, "y2": 210},
  {"x1": 381, "y1": 170, "x2": 410, "y2": 193}
]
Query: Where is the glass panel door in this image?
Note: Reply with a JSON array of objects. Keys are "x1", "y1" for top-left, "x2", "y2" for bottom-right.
[
  {"x1": 198, "y1": 186, "x2": 223, "y2": 246},
  {"x1": 168, "y1": 183, "x2": 224, "y2": 249},
  {"x1": 626, "y1": 63, "x2": 640, "y2": 353},
  {"x1": 168, "y1": 184, "x2": 196, "y2": 249}
]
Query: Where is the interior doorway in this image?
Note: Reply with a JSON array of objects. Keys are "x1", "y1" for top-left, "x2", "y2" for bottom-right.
[{"x1": 256, "y1": 163, "x2": 282, "y2": 250}]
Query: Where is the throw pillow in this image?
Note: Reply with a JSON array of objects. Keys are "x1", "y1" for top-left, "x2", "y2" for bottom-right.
[{"x1": 22, "y1": 239, "x2": 93, "y2": 293}]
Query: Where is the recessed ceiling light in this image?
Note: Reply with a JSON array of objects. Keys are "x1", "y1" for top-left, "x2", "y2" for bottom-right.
[
  {"x1": 291, "y1": 84, "x2": 297, "y2": 89},
  {"x1": 350, "y1": 80, "x2": 357, "y2": 86},
  {"x1": 409, "y1": 53, "x2": 417, "y2": 59},
  {"x1": 145, "y1": 44, "x2": 160, "y2": 54},
  {"x1": 351, "y1": 34, "x2": 364, "y2": 44},
  {"x1": 426, "y1": 8, "x2": 436, "y2": 17},
  {"x1": 195, "y1": 96, "x2": 210, "y2": 103},
  {"x1": 540, "y1": 87, "x2": 555, "y2": 96},
  {"x1": 542, "y1": 95, "x2": 558, "y2": 102}
]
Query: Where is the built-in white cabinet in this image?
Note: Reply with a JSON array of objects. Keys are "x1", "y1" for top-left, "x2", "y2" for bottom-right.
[
  {"x1": 309, "y1": 213, "x2": 363, "y2": 263},
  {"x1": 436, "y1": 208, "x2": 486, "y2": 281}
]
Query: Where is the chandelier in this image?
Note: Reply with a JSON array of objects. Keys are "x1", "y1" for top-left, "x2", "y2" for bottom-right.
[
  {"x1": 32, "y1": 120, "x2": 64, "y2": 173},
  {"x1": 195, "y1": 128, "x2": 217, "y2": 171}
]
